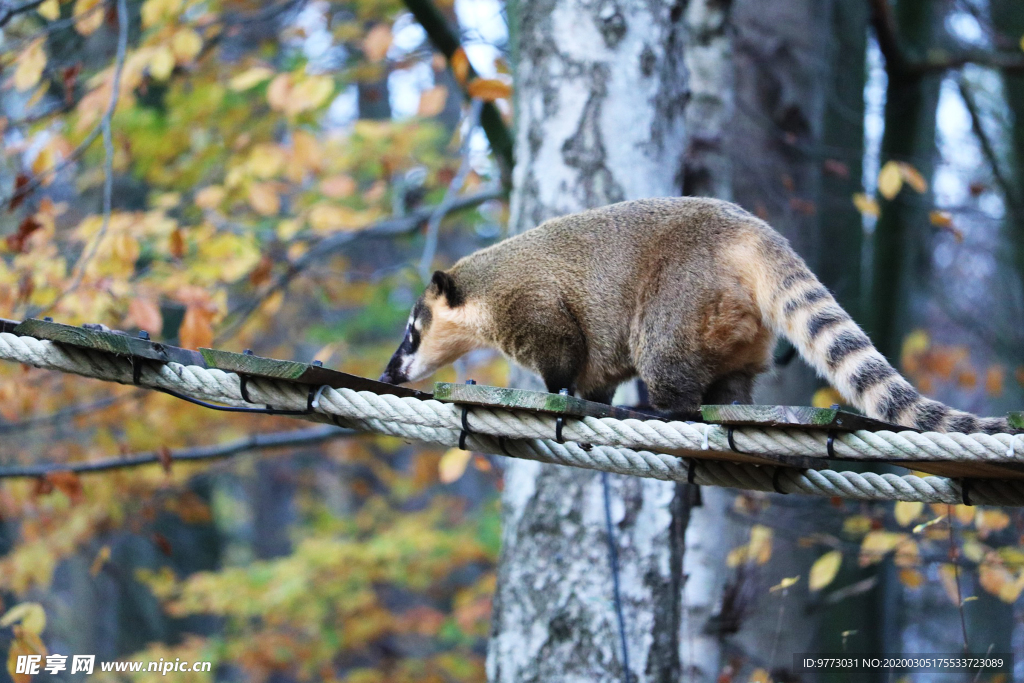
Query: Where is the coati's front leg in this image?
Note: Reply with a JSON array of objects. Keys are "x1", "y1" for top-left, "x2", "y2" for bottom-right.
[
  {"x1": 637, "y1": 349, "x2": 713, "y2": 419},
  {"x1": 701, "y1": 371, "x2": 756, "y2": 405}
]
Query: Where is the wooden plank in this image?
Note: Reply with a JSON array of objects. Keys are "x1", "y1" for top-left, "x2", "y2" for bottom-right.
[
  {"x1": 433, "y1": 382, "x2": 655, "y2": 420},
  {"x1": 0, "y1": 318, "x2": 19, "y2": 334},
  {"x1": 661, "y1": 446, "x2": 827, "y2": 471},
  {"x1": 889, "y1": 460, "x2": 1024, "y2": 481},
  {"x1": 202, "y1": 348, "x2": 430, "y2": 399},
  {"x1": 700, "y1": 404, "x2": 911, "y2": 433},
  {"x1": 13, "y1": 318, "x2": 207, "y2": 366}
]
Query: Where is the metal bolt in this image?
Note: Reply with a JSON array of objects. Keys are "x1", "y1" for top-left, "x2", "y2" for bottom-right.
[
  {"x1": 312, "y1": 359, "x2": 323, "y2": 367},
  {"x1": 466, "y1": 379, "x2": 476, "y2": 385},
  {"x1": 243, "y1": 349, "x2": 254, "y2": 355},
  {"x1": 138, "y1": 330, "x2": 150, "y2": 340},
  {"x1": 43, "y1": 317, "x2": 52, "y2": 322}
]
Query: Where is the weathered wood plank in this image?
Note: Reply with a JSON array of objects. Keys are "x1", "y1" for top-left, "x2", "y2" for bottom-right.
[
  {"x1": 433, "y1": 382, "x2": 655, "y2": 420},
  {"x1": 700, "y1": 404, "x2": 910, "y2": 432},
  {"x1": 202, "y1": 348, "x2": 430, "y2": 398},
  {"x1": 0, "y1": 318, "x2": 19, "y2": 334},
  {"x1": 890, "y1": 460, "x2": 1024, "y2": 481},
  {"x1": 13, "y1": 318, "x2": 207, "y2": 366}
]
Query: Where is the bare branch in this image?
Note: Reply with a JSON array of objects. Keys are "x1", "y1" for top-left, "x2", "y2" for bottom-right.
[
  {"x1": 0, "y1": 425, "x2": 353, "y2": 477},
  {"x1": 0, "y1": 391, "x2": 137, "y2": 435},
  {"x1": 418, "y1": 98, "x2": 484, "y2": 281},
  {"x1": 25, "y1": 0, "x2": 128, "y2": 318},
  {"x1": 0, "y1": 0, "x2": 47, "y2": 28},
  {"x1": 957, "y1": 78, "x2": 1019, "y2": 210},
  {"x1": 215, "y1": 186, "x2": 505, "y2": 342},
  {"x1": 870, "y1": 0, "x2": 1024, "y2": 76}
]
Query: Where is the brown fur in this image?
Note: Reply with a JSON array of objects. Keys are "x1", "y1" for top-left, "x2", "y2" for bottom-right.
[{"x1": 382, "y1": 197, "x2": 1015, "y2": 433}]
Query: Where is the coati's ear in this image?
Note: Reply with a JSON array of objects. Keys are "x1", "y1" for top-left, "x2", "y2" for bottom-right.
[{"x1": 430, "y1": 270, "x2": 464, "y2": 307}]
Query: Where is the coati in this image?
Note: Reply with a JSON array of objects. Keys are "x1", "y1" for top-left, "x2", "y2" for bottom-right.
[{"x1": 380, "y1": 197, "x2": 1014, "y2": 434}]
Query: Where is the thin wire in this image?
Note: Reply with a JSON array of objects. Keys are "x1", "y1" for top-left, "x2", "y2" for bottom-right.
[
  {"x1": 602, "y1": 471, "x2": 632, "y2": 683},
  {"x1": 948, "y1": 505, "x2": 971, "y2": 654}
]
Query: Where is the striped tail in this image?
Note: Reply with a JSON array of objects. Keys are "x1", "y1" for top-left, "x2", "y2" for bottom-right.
[{"x1": 753, "y1": 242, "x2": 1012, "y2": 435}]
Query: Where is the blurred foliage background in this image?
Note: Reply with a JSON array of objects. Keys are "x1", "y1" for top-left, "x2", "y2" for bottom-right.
[{"x1": 1, "y1": 0, "x2": 1024, "y2": 680}]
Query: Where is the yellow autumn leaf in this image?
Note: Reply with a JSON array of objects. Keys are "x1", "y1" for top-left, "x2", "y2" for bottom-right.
[
  {"x1": 859, "y1": 531, "x2": 907, "y2": 566},
  {"x1": 74, "y1": 0, "x2": 103, "y2": 35},
  {"x1": 141, "y1": 0, "x2": 182, "y2": 28},
  {"x1": 749, "y1": 668, "x2": 772, "y2": 683},
  {"x1": 809, "y1": 550, "x2": 842, "y2": 591},
  {"x1": 912, "y1": 514, "x2": 945, "y2": 533},
  {"x1": 843, "y1": 515, "x2": 872, "y2": 536},
  {"x1": 976, "y1": 509, "x2": 1011, "y2": 535},
  {"x1": 267, "y1": 73, "x2": 292, "y2": 110},
  {"x1": 418, "y1": 85, "x2": 448, "y2": 117},
  {"x1": 769, "y1": 575, "x2": 800, "y2": 593},
  {"x1": 852, "y1": 192, "x2": 879, "y2": 218},
  {"x1": 811, "y1": 386, "x2": 843, "y2": 409},
  {"x1": 149, "y1": 46, "x2": 175, "y2": 80},
  {"x1": 308, "y1": 204, "x2": 367, "y2": 233},
  {"x1": 878, "y1": 160, "x2": 903, "y2": 200},
  {"x1": 362, "y1": 23, "x2": 392, "y2": 62},
  {"x1": 13, "y1": 39, "x2": 47, "y2": 92},
  {"x1": 439, "y1": 448, "x2": 472, "y2": 483},
  {"x1": 894, "y1": 501, "x2": 923, "y2": 527},
  {"x1": 0, "y1": 603, "x2": 46, "y2": 636},
  {"x1": 726, "y1": 544, "x2": 748, "y2": 568},
  {"x1": 276, "y1": 218, "x2": 302, "y2": 240},
  {"x1": 247, "y1": 182, "x2": 280, "y2": 216},
  {"x1": 90, "y1": 545, "x2": 111, "y2": 576},
  {"x1": 287, "y1": 75, "x2": 334, "y2": 115},
  {"x1": 1020, "y1": 34, "x2": 1024, "y2": 52},
  {"x1": 749, "y1": 524, "x2": 773, "y2": 565},
  {"x1": 247, "y1": 144, "x2": 285, "y2": 179},
  {"x1": 171, "y1": 28, "x2": 203, "y2": 62},
  {"x1": 897, "y1": 162, "x2": 928, "y2": 193},
  {"x1": 194, "y1": 185, "x2": 225, "y2": 210},
  {"x1": 229, "y1": 66, "x2": 275, "y2": 91},
  {"x1": 938, "y1": 564, "x2": 961, "y2": 605},
  {"x1": 37, "y1": 0, "x2": 59, "y2": 20}
]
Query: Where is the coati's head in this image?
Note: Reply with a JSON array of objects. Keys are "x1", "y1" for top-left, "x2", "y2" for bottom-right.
[{"x1": 379, "y1": 270, "x2": 484, "y2": 385}]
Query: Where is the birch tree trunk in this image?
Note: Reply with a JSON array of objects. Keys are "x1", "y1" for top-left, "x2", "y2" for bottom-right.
[{"x1": 487, "y1": 0, "x2": 693, "y2": 680}]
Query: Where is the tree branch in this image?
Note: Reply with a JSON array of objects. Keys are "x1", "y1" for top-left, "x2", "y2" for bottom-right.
[
  {"x1": 215, "y1": 185, "x2": 504, "y2": 342},
  {"x1": 0, "y1": 0, "x2": 46, "y2": 28},
  {"x1": 400, "y1": 0, "x2": 514, "y2": 186},
  {"x1": 0, "y1": 425, "x2": 353, "y2": 477},
  {"x1": 957, "y1": 78, "x2": 1019, "y2": 211},
  {"x1": 870, "y1": 0, "x2": 1024, "y2": 76}
]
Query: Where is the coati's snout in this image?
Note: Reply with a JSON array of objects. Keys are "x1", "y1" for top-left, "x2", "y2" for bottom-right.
[{"x1": 379, "y1": 270, "x2": 479, "y2": 385}]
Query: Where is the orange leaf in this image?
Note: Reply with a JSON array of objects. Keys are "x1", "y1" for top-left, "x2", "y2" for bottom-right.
[
  {"x1": 450, "y1": 47, "x2": 470, "y2": 85},
  {"x1": 90, "y1": 545, "x2": 111, "y2": 576},
  {"x1": 417, "y1": 85, "x2": 449, "y2": 117},
  {"x1": 178, "y1": 305, "x2": 214, "y2": 349},
  {"x1": 467, "y1": 78, "x2": 512, "y2": 101},
  {"x1": 158, "y1": 445, "x2": 173, "y2": 475},
  {"x1": 169, "y1": 229, "x2": 186, "y2": 259},
  {"x1": 363, "y1": 24, "x2": 392, "y2": 62},
  {"x1": 985, "y1": 366, "x2": 1004, "y2": 397},
  {"x1": 125, "y1": 297, "x2": 162, "y2": 334}
]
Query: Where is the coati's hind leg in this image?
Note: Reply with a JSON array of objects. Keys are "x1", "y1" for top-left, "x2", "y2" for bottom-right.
[
  {"x1": 637, "y1": 351, "x2": 712, "y2": 419},
  {"x1": 701, "y1": 371, "x2": 756, "y2": 405}
]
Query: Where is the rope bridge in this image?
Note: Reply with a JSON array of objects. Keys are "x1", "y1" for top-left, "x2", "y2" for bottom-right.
[{"x1": 3, "y1": 317, "x2": 1024, "y2": 506}]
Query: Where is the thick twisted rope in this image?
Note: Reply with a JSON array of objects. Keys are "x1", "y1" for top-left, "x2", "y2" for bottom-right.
[{"x1": 3, "y1": 331, "x2": 1024, "y2": 505}]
